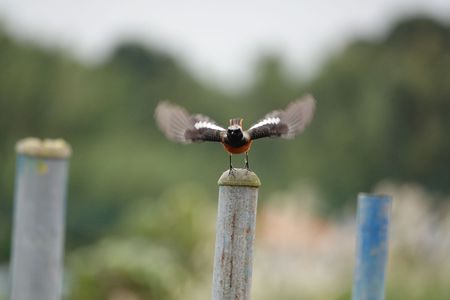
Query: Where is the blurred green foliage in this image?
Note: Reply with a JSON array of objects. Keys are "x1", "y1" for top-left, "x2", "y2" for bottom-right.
[
  {"x1": 0, "y1": 15, "x2": 449, "y2": 299},
  {"x1": 1, "y1": 16, "x2": 449, "y2": 259},
  {"x1": 68, "y1": 183, "x2": 215, "y2": 300}
]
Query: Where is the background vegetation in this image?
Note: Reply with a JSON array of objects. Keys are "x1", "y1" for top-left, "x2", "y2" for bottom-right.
[{"x1": 0, "y1": 15, "x2": 449, "y2": 299}]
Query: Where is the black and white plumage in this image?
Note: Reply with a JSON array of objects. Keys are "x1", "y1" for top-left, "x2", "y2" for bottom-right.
[
  {"x1": 248, "y1": 94, "x2": 316, "y2": 139},
  {"x1": 154, "y1": 101, "x2": 226, "y2": 143},
  {"x1": 154, "y1": 95, "x2": 316, "y2": 169}
]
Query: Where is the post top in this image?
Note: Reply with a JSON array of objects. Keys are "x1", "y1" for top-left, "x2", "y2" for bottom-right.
[
  {"x1": 218, "y1": 168, "x2": 261, "y2": 187},
  {"x1": 16, "y1": 137, "x2": 72, "y2": 159},
  {"x1": 358, "y1": 193, "x2": 392, "y2": 201}
]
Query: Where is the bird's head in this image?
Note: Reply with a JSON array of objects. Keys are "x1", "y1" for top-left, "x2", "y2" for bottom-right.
[
  {"x1": 227, "y1": 118, "x2": 244, "y2": 139},
  {"x1": 227, "y1": 125, "x2": 243, "y2": 137}
]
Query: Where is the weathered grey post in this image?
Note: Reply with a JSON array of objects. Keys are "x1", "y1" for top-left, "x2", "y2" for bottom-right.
[
  {"x1": 212, "y1": 168, "x2": 261, "y2": 300},
  {"x1": 10, "y1": 138, "x2": 71, "y2": 300}
]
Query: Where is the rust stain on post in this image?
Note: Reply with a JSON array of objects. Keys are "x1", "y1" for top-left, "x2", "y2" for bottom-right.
[{"x1": 212, "y1": 168, "x2": 260, "y2": 300}]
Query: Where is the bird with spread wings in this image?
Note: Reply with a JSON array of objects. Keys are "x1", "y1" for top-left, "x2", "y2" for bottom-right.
[{"x1": 155, "y1": 94, "x2": 316, "y2": 170}]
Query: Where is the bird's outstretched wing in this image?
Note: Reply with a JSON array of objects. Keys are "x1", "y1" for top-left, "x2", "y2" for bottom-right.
[
  {"x1": 155, "y1": 101, "x2": 226, "y2": 143},
  {"x1": 247, "y1": 94, "x2": 316, "y2": 140}
]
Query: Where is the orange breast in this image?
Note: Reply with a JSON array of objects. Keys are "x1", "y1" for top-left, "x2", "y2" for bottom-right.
[{"x1": 223, "y1": 141, "x2": 253, "y2": 154}]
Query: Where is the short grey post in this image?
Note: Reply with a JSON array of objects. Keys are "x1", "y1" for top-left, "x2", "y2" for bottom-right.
[
  {"x1": 352, "y1": 193, "x2": 392, "y2": 300},
  {"x1": 212, "y1": 169, "x2": 261, "y2": 300},
  {"x1": 10, "y1": 138, "x2": 71, "y2": 300}
]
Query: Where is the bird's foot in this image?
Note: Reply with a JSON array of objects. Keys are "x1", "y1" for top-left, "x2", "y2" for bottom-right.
[{"x1": 244, "y1": 152, "x2": 250, "y2": 171}]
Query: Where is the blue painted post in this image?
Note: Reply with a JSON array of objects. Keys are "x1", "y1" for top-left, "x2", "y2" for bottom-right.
[
  {"x1": 352, "y1": 193, "x2": 392, "y2": 300},
  {"x1": 10, "y1": 138, "x2": 71, "y2": 300}
]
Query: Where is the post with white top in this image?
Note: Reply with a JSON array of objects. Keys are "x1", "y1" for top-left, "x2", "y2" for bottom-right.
[{"x1": 10, "y1": 138, "x2": 71, "y2": 300}]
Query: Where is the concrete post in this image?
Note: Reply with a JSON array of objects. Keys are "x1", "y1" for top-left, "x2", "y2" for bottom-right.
[
  {"x1": 211, "y1": 169, "x2": 261, "y2": 300},
  {"x1": 10, "y1": 138, "x2": 71, "y2": 300}
]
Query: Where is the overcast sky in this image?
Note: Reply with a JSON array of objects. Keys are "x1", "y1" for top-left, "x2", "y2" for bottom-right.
[{"x1": 0, "y1": 0, "x2": 449, "y2": 87}]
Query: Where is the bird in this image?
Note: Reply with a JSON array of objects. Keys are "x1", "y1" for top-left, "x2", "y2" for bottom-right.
[{"x1": 154, "y1": 94, "x2": 316, "y2": 171}]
